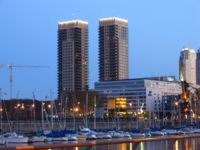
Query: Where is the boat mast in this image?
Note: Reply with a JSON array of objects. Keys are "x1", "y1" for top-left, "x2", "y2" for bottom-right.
[
  {"x1": 94, "y1": 95, "x2": 96, "y2": 129},
  {"x1": 41, "y1": 97, "x2": 45, "y2": 131},
  {"x1": 85, "y1": 91, "x2": 88, "y2": 128},
  {"x1": 32, "y1": 92, "x2": 36, "y2": 132},
  {"x1": 0, "y1": 88, "x2": 2, "y2": 134}
]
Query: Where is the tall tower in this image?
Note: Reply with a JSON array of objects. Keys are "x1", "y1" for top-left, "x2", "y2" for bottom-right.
[
  {"x1": 179, "y1": 47, "x2": 196, "y2": 85},
  {"x1": 58, "y1": 20, "x2": 88, "y2": 98},
  {"x1": 196, "y1": 49, "x2": 200, "y2": 85},
  {"x1": 99, "y1": 17, "x2": 128, "y2": 81}
]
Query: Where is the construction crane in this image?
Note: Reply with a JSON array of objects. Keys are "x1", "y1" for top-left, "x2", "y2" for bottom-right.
[{"x1": 0, "y1": 64, "x2": 49, "y2": 100}]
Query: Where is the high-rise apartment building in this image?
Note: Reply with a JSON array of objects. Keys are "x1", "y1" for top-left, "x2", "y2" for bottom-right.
[
  {"x1": 99, "y1": 17, "x2": 128, "y2": 81},
  {"x1": 196, "y1": 49, "x2": 200, "y2": 85},
  {"x1": 179, "y1": 47, "x2": 196, "y2": 85},
  {"x1": 58, "y1": 20, "x2": 88, "y2": 98}
]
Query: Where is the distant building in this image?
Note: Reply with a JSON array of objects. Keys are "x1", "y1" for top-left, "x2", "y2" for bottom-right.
[
  {"x1": 196, "y1": 49, "x2": 200, "y2": 85},
  {"x1": 94, "y1": 76, "x2": 181, "y2": 113},
  {"x1": 162, "y1": 95, "x2": 179, "y2": 115},
  {"x1": 99, "y1": 17, "x2": 128, "y2": 81},
  {"x1": 179, "y1": 47, "x2": 196, "y2": 85},
  {"x1": 58, "y1": 20, "x2": 88, "y2": 98}
]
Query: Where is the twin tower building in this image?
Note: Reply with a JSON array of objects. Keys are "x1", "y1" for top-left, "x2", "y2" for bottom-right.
[{"x1": 58, "y1": 17, "x2": 128, "y2": 98}]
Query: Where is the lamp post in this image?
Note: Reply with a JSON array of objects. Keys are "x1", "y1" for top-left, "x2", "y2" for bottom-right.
[
  {"x1": 136, "y1": 97, "x2": 139, "y2": 129},
  {"x1": 162, "y1": 96, "x2": 167, "y2": 127},
  {"x1": 94, "y1": 96, "x2": 96, "y2": 129},
  {"x1": 0, "y1": 89, "x2": 2, "y2": 134},
  {"x1": 174, "y1": 101, "x2": 178, "y2": 126},
  {"x1": 178, "y1": 100, "x2": 182, "y2": 128}
]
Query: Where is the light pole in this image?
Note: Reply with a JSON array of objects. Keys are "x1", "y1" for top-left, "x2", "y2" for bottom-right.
[
  {"x1": 136, "y1": 97, "x2": 139, "y2": 129},
  {"x1": 0, "y1": 88, "x2": 2, "y2": 134},
  {"x1": 94, "y1": 95, "x2": 96, "y2": 129},
  {"x1": 174, "y1": 101, "x2": 178, "y2": 126},
  {"x1": 162, "y1": 96, "x2": 167, "y2": 127},
  {"x1": 178, "y1": 100, "x2": 182, "y2": 128}
]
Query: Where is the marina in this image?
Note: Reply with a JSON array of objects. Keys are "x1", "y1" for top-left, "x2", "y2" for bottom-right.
[
  {"x1": 1, "y1": 133, "x2": 200, "y2": 149},
  {"x1": 1, "y1": 0, "x2": 200, "y2": 149}
]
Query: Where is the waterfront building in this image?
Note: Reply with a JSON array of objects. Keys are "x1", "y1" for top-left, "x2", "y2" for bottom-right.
[
  {"x1": 94, "y1": 76, "x2": 181, "y2": 113},
  {"x1": 179, "y1": 47, "x2": 196, "y2": 85},
  {"x1": 196, "y1": 49, "x2": 200, "y2": 85},
  {"x1": 99, "y1": 17, "x2": 128, "y2": 81},
  {"x1": 162, "y1": 95, "x2": 179, "y2": 116},
  {"x1": 57, "y1": 20, "x2": 88, "y2": 98}
]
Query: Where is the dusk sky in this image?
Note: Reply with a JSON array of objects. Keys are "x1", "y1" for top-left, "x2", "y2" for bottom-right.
[{"x1": 0, "y1": 0, "x2": 200, "y2": 100}]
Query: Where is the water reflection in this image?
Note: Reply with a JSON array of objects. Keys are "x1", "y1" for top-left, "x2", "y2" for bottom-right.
[
  {"x1": 5, "y1": 138, "x2": 200, "y2": 150},
  {"x1": 175, "y1": 140, "x2": 179, "y2": 150}
]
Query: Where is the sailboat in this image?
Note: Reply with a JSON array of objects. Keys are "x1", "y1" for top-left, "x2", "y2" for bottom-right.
[
  {"x1": 0, "y1": 132, "x2": 29, "y2": 143},
  {"x1": 0, "y1": 95, "x2": 29, "y2": 143}
]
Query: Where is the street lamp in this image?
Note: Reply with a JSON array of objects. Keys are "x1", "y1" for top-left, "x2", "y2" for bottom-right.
[
  {"x1": 31, "y1": 104, "x2": 35, "y2": 108},
  {"x1": 174, "y1": 101, "x2": 179, "y2": 126},
  {"x1": 74, "y1": 107, "x2": 79, "y2": 113},
  {"x1": 47, "y1": 104, "x2": 52, "y2": 109}
]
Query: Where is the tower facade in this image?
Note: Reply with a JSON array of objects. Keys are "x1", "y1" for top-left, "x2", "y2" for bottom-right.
[
  {"x1": 99, "y1": 17, "x2": 128, "y2": 81},
  {"x1": 179, "y1": 47, "x2": 196, "y2": 85},
  {"x1": 58, "y1": 20, "x2": 88, "y2": 98}
]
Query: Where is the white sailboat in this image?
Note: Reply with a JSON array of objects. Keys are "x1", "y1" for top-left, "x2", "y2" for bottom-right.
[
  {"x1": 161, "y1": 129, "x2": 178, "y2": 135},
  {"x1": 29, "y1": 136, "x2": 46, "y2": 142},
  {"x1": 0, "y1": 132, "x2": 29, "y2": 143},
  {"x1": 150, "y1": 131, "x2": 165, "y2": 136}
]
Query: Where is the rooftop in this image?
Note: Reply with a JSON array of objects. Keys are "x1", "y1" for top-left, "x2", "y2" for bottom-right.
[
  {"x1": 182, "y1": 47, "x2": 196, "y2": 53},
  {"x1": 99, "y1": 17, "x2": 128, "y2": 23}
]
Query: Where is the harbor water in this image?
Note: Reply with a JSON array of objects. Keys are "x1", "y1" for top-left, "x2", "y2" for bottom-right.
[
  {"x1": 2, "y1": 137, "x2": 200, "y2": 150},
  {"x1": 46, "y1": 138, "x2": 200, "y2": 150}
]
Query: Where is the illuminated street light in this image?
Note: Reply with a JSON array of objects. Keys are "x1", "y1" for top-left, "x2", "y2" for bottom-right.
[
  {"x1": 32, "y1": 104, "x2": 35, "y2": 108},
  {"x1": 21, "y1": 105, "x2": 25, "y2": 110},
  {"x1": 47, "y1": 104, "x2": 52, "y2": 109},
  {"x1": 17, "y1": 103, "x2": 20, "y2": 108},
  {"x1": 74, "y1": 107, "x2": 79, "y2": 112},
  {"x1": 0, "y1": 108, "x2": 3, "y2": 112}
]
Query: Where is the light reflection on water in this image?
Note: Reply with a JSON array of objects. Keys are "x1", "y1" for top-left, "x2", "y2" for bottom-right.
[{"x1": 51, "y1": 138, "x2": 200, "y2": 150}]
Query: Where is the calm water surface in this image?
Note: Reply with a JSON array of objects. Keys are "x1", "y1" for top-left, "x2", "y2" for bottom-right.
[
  {"x1": 51, "y1": 138, "x2": 200, "y2": 150},
  {"x1": 3, "y1": 137, "x2": 200, "y2": 150}
]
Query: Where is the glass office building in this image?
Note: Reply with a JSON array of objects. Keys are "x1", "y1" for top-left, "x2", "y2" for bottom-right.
[{"x1": 95, "y1": 76, "x2": 181, "y2": 113}]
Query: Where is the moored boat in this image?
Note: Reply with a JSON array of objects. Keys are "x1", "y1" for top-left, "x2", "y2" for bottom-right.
[
  {"x1": 150, "y1": 131, "x2": 165, "y2": 136},
  {"x1": 86, "y1": 134, "x2": 97, "y2": 140},
  {"x1": 95, "y1": 133, "x2": 112, "y2": 139},
  {"x1": 161, "y1": 129, "x2": 178, "y2": 135},
  {"x1": 67, "y1": 134, "x2": 78, "y2": 141},
  {"x1": 0, "y1": 132, "x2": 29, "y2": 143},
  {"x1": 131, "y1": 133, "x2": 146, "y2": 138},
  {"x1": 29, "y1": 136, "x2": 46, "y2": 142}
]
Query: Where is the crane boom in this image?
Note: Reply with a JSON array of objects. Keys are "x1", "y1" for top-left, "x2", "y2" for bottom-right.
[{"x1": 0, "y1": 64, "x2": 49, "y2": 99}]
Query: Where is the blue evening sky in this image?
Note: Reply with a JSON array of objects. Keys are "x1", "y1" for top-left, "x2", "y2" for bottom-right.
[{"x1": 0, "y1": 0, "x2": 200, "y2": 100}]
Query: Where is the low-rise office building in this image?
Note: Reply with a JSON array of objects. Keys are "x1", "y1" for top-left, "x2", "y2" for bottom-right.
[{"x1": 94, "y1": 76, "x2": 182, "y2": 113}]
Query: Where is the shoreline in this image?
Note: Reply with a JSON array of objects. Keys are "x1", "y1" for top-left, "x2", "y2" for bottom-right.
[{"x1": 3, "y1": 134, "x2": 200, "y2": 150}]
